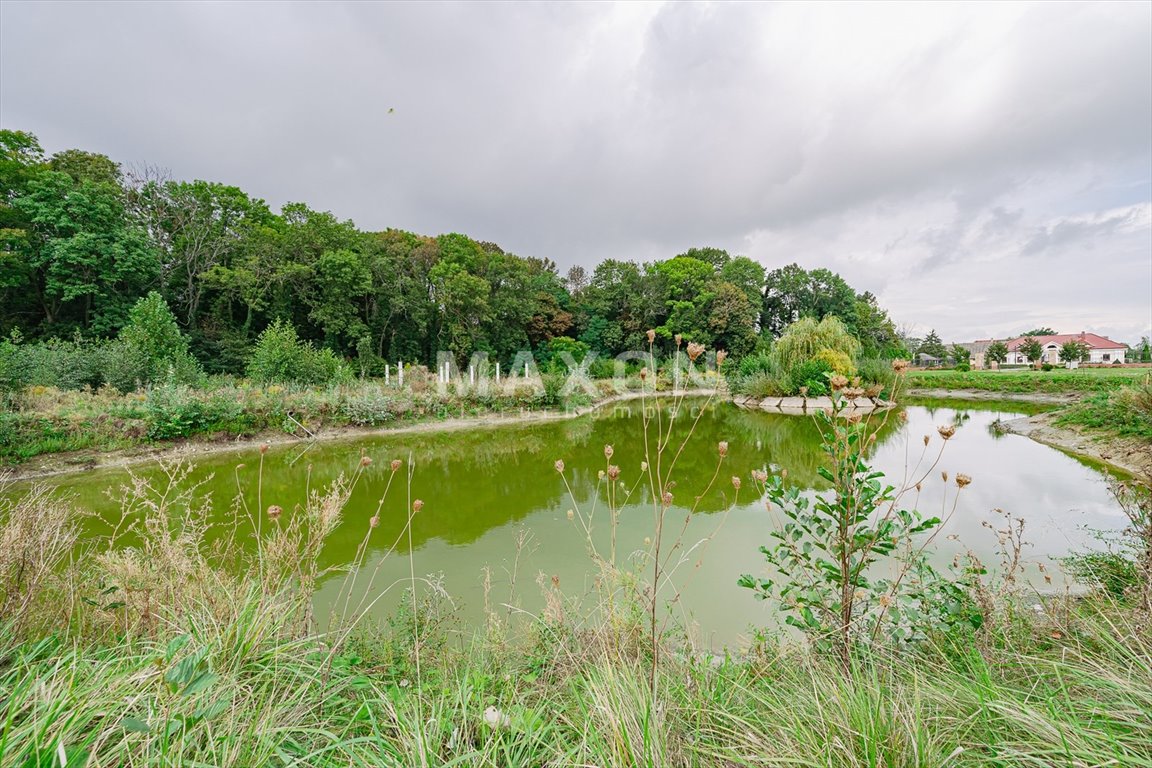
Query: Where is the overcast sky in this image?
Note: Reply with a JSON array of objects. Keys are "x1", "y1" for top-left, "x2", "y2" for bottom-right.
[{"x1": 2, "y1": 1, "x2": 1149, "y2": 343}]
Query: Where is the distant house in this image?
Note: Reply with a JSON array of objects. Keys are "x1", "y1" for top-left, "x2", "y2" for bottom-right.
[
  {"x1": 958, "y1": 339, "x2": 996, "y2": 369},
  {"x1": 1005, "y1": 332, "x2": 1128, "y2": 365}
]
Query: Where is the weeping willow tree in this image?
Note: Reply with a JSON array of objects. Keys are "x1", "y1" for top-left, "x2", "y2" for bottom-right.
[{"x1": 770, "y1": 316, "x2": 860, "y2": 374}]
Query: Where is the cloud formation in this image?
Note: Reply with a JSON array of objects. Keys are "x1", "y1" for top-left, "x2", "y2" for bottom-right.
[{"x1": 2, "y1": 1, "x2": 1149, "y2": 342}]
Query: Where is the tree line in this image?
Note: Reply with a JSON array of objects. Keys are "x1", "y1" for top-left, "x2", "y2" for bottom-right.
[{"x1": 0, "y1": 129, "x2": 903, "y2": 378}]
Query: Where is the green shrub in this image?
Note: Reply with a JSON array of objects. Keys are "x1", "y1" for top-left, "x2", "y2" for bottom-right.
[
  {"x1": 954, "y1": 363, "x2": 971, "y2": 372},
  {"x1": 789, "y1": 359, "x2": 833, "y2": 396},
  {"x1": 0, "y1": 333, "x2": 105, "y2": 391},
  {"x1": 741, "y1": 370, "x2": 792, "y2": 398},
  {"x1": 116, "y1": 292, "x2": 202, "y2": 388},
  {"x1": 98, "y1": 339, "x2": 152, "y2": 393},
  {"x1": 737, "y1": 353, "x2": 774, "y2": 378},
  {"x1": 857, "y1": 358, "x2": 896, "y2": 393},
  {"x1": 1042, "y1": 363, "x2": 1054, "y2": 372},
  {"x1": 143, "y1": 386, "x2": 244, "y2": 440},
  {"x1": 341, "y1": 391, "x2": 397, "y2": 426},
  {"x1": 248, "y1": 320, "x2": 349, "y2": 386}
]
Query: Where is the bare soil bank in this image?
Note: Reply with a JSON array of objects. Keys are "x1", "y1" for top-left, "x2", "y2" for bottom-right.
[{"x1": 1000, "y1": 411, "x2": 1151, "y2": 477}]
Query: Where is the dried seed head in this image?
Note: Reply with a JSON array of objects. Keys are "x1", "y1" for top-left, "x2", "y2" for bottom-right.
[
  {"x1": 554, "y1": 459, "x2": 565, "y2": 473},
  {"x1": 731, "y1": 476, "x2": 741, "y2": 490},
  {"x1": 640, "y1": 461, "x2": 649, "y2": 472},
  {"x1": 236, "y1": 463, "x2": 246, "y2": 470},
  {"x1": 259, "y1": 443, "x2": 269, "y2": 455},
  {"x1": 413, "y1": 499, "x2": 424, "y2": 513},
  {"x1": 899, "y1": 411, "x2": 909, "y2": 423},
  {"x1": 604, "y1": 444, "x2": 614, "y2": 459},
  {"x1": 687, "y1": 342, "x2": 705, "y2": 362},
  {"x1": 646, "y1": 329, "x2": 656, "y2": 344},
  {"x1": 390, "y1": 459, "x2": 403, "y2": 472},
  {"x1": 915, "y1": 482, "x2": 922, "y2": 492},
  {"x1": 674, "y1": 333, "x2": 682, "y2": 347},
  {"x1": 892, "y1": 359, "x2": 908, "y2": 372},
  {"x1": 607, "y1": 465, "x2": 621, "y2": 480},
  {"x1": 598, "y1": 470, "x2": 606, "y2": 480},
  {"x1": 956, "y1": 473, "x2": 972, "y2": 488},
  {"x1": 865, "y1": 384, "x2": 884, "y2": 398},
  {"x1": 780, "y1": 468, "x2": 788, "y2": 480},
  {"x1": 566, "y1": 509, "x2": 574, "y2": 520},
  {"x1": 360, "y1": 456, "x2": 373, "y2": 467},
  {"x1": 716, "y1": 350, "x2": 727, "y2": 366},
  {"x1": 661, "y1": 491, "x2": 674, "y2": 507},
  {"x1": 644, "y1": 536, "x2": 652, "y2": 546},
  {"x1": 938, "y1": 425, "x2": 956, "y2": 440},
  {"x1": 846, "y1": 413, "x2": 863, "y2": 425},
  {"x1": 829, "y1": 374, "x2": 849, "y2": 391},
  {"x1": 369, "y1": 515, "x2": 380, "y2": 528},
  {"x1": 639, "y1": 367, "x2": 648, "y2": 381},
  {"x1": 941, "y1": 471, "x2": 949, "y2": 483},
  {"x1": 843, "y1": 387, "x2": 865, "y2": 399},
  {"x1": 923, "y1": 434, "x2": 931, "y2": 446},
  {"x1": 267, "y1": 505, "x2": 283, "y2": 521},
  {"x1": 551, "y1": 574, "x2": 560, "y2": 588},
  {"x1": 752, "y1": 469, "x2": 768, "y2": 483},
  {"x1": 717, "y1": 441, "x2": 728, "y2": 457}
]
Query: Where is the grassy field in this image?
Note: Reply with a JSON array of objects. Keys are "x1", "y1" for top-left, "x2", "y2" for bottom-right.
[
  {"x1": 3, "y1": 593, "x2": 1149, "y2": 767},
  {"x1": 907, "y1": 366, "x2": 1149, "y2": 394}
]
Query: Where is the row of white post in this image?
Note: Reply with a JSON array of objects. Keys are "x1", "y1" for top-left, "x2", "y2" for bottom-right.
[
  {"x1": 436, "y1": 362, "x2": 502, "y2": 385},
  {"x1": 378, "y1": 361, "x2": 512, "y2": 386},
  {"x1": 382, "y1": 362, "x2": 404, "y2": 387}
]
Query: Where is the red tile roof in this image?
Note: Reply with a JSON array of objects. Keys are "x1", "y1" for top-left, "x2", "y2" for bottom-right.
[{"x1": 1005, "y1": 333, "x2": 1127, "y2": 351}]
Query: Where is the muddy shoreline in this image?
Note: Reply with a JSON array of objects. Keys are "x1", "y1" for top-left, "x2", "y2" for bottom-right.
[
  {"x1": 909, "y1": 388, "x2": 1148, "y2": 477},
  {"x1": 998, "y1": 411, "x2": 1150, "y2": 478}
]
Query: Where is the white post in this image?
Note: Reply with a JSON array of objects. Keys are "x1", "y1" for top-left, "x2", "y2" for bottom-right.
[
  {"x1": 398, "y1": 361, "x2": 403, "y2": 388},
  {"x1": 385, "y1": 364, "x2": 390, "y2": 386},
  {"x1": 445, "y1": 362, "x2": 450, "y2": 383},
  {"x1": 469, "y1": 365, "x2": 475, "y2": 385},
  {"x1": 496, "y1": 362, "x2": 500, "y2": 384}
]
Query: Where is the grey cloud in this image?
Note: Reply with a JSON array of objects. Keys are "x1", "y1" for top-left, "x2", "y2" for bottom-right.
[{"x1": 1, "y1": 0, "x2": 1149, "y2": 342}]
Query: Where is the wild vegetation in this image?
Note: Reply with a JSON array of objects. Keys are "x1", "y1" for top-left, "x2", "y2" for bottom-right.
[{"x1": 2, "y1": 361, "x2": 1150, "y2": 766}]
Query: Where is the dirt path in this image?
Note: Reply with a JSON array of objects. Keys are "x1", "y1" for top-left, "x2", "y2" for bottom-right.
[
  {"x1": 999, "y1": 411, "x2": 1151, "y2": 477},
  {"x1": 2, "y1": 389, "x2": 720, "y2": 483}
]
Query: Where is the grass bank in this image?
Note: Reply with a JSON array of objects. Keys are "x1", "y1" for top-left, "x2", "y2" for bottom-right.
[
  {"x1": 3, "y1": 591, "x2": 1149, "y2": 767},
  {"x1": 0, "y1": 377, "x2": 624, "y2": 468},
  {"x1": 907, "y1": 366, "x2": 1148, "y2": 395}
]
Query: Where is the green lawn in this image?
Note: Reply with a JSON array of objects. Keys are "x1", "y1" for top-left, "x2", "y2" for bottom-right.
[{"x1": 907, "y1": 366, "x2": 1149, "y2": 394}]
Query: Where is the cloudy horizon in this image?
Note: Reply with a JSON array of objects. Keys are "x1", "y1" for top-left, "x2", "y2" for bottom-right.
[{"x1": 2, "y1": 0, "x2": 1149, "y2": 344}]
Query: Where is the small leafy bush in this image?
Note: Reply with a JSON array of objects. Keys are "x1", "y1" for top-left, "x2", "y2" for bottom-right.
[
  {"x1": 341, "y1": 391, "x2": 397, "y2": 426},
  {"x1": 789, "y1": 359, "x2": 833, "y2": 396},
  {"x1": 143, "y1": 386, "x2": 242, "y2": 440},
  {"x1": 248, "y1": 320, "x2": 350, "y2": 386}
]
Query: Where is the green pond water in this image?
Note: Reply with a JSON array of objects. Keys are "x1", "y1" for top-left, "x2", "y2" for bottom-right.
[{"x1": 35, "y1": 397, "x2": 1127, "y2": 650}]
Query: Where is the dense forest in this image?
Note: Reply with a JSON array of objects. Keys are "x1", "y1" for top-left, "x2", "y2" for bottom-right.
[{"x1": 0, "y1": 129, "x2": 903, "y2": 376}]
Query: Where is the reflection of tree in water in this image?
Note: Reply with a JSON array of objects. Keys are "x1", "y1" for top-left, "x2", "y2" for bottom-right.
[{"x1": 70, "y1": 399, "x2": 909, "y2": 571}]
